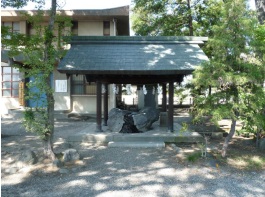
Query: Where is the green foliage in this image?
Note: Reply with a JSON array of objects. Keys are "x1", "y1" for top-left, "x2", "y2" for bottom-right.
[
  {"x1": 180, "y1": 122, "x2": 188, "y2": 132},
  {"x1": 175, "y1": 86, "x2": 188, "y2": 105},
  {"x1": 186, "y1": 151, "x2": 201, "y2": 163},
  {"x1": 132, "y1": 0, "x2": 223, "y2": 37},
  {"x1": 1, "y1": 0, "x2": 44, "y2": 9},
  {"x1": 23, "y1": 108, "x2": 50, "y2": 140},
  {"x1": 2, "y1": 0, "x2": 30, "y2": 8},
  {"x1": 228, "y1": 153, "x2": 265, "y2": 170},
  {"x1": 253, "y1": 23, "x2": 265, "y2": 61},
  {"x1": 1, "y1": 4, "x2": 72, "y2": 141},
  {"x1": 193, "y1": 0, "x2": 223, "y2": 37},
  {"x1": 191, "y1": 0, "x2": 265, "y2": 138}
]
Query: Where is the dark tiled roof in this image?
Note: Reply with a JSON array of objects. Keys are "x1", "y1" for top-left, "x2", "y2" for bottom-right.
[
  {"x1": 1, "y1": 50, "x2": 9, "y2": 63},
  {"x1": 1, "y1": 50, "x2": 25, "y2": 63},
  {"x1": 57, "y1": 36, "x2": 208, "y2": 75}
]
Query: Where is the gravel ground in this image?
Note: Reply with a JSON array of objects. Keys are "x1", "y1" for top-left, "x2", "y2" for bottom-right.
[{"x1": 1, "y1": 112, "x2": 265, "y2": 197}]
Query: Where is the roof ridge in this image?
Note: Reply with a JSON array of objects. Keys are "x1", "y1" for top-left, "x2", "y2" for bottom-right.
[{"x1": 69, "y1": 36, "x2": 208, "y2": 42}]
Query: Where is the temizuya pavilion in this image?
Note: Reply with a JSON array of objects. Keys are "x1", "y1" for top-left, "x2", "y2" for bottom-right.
[{"x1": 57, "y1": 36, "x2": 208, "y2": 132}]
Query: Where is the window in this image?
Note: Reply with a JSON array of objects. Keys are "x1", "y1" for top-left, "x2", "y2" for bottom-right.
[
  {"x1": 103, "y1": 21, "x2": 110, "y2": 36},
  {"x1": 2, "y1": 22, "x2": 20, "y2": 42},
  {"x1": 71, "y1": 21, "x2": 78, "y2": 36},
  {"x1": 26, "y1": 22, "x2": 33, "y2": 35},
  {"x1": 2, "y1": 22, "x2": 20, "y2": 33},
  {"x1": 1, "y1": 66, "x2": 21, "y2": 97},
  {"x1": 71, "y1": 75, "x2": 96, "y2": 95}
]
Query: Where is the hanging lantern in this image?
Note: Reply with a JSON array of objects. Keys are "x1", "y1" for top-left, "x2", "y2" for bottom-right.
[
  {"x1": 143, "y1": 85, "x2": 147, "y2": 95},
  {"x1": 152, "y1": 86, "x2": 155, "y2": 95},
  {"x1": 157, "y1": 84, "x2": 162, "y2": 95},
  {"x1": 126, "y1": 84, "x2": 132, "y2": 95},
  {"x1": 112, "y1": 84, "x2": 116, "y2": 94},
  {"x1": 116, "y1": 86, "x2": 119, "y2": 94},
  {"x1": 102, "y1": 85, "x2": 106, "y2": 94}
]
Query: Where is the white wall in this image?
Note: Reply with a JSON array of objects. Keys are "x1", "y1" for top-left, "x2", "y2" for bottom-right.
[
  {"x1": 20, "y1": 21, "x2": 27, "y2": 34},
  {"x1": 1, "y1": 98, "x2": 21, "y2": 113},
  {"x1": 79, "y1": 21, "x2": 103, "y2": 36},
  {"x1": 78, "y1": 21, "x2": 114, "y2": 36},
  {"x1": 72, "y1": 95, "x2": 109, "y2": 114},
  {"x1": 53, "y1": 69, "x2": 71, "y2": 111}
]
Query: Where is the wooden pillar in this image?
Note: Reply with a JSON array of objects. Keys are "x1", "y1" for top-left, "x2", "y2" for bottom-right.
[
  {"x1": 162, "y1": 83, "x2": 167, "y2": 112},
  {"x1": 168, "y1": 81, "x2": 174, "y2": 132},
  {"x1": 104, "y1": 83, "x2": 108, "y2": 126},
  {"x1": 96, "y1": 81, "x2": 103, "y2": 132}
]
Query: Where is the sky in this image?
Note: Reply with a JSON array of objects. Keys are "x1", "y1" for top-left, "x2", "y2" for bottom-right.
[{"x1": 4, "y1": 0, "x2": 255, "y2": 10}]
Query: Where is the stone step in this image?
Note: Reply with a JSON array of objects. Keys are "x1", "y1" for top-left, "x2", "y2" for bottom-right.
[
  {"x1": 108, "y1": 141, "x2": 165, "y2": 148},
  {"x1": 111, "y1": 132, "x2": 204, "y2": 143},
  {"x1": 67, "y1": 132, "x2": 204, "y2": 144}
]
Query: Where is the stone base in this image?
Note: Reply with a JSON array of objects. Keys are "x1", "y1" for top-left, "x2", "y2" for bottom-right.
[{"x1": 108, "y1": 141, "x2": 165, "y2": 148}]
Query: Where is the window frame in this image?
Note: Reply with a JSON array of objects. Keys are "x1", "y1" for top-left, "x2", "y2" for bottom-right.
[
  {"x1": 103, "y1": 21, "x2": 110, "y2": 36},
  {"x1": 2, "y1": 21, "x2": 20, "y2": 34},
  {"x1": 1, "y1": 66, "x2": 21, "y2": 98},
  {"x1": 71, "y1": 21, "x2": 78, "y2": 36},
  {"x1": 71, "y1": 75, "x2": 97, "y2": 96}
]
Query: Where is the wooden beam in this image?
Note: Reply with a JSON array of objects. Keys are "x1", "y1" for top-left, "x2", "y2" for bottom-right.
[
  {"x1": 162, "y1": 83, "x2": 167, "y2": 112},
  {"x1": 104, "y1": 83, "x2": 108, "y2": 126},
  {"x1": 168, "y1": 81, "x2": 174, "y2": 132},
  {"x1": 96, "y1": 81, "x2": 103, "y2": 132},
  {"x1": 85, "y1": 74, "x2": 185, "y2": 84}
]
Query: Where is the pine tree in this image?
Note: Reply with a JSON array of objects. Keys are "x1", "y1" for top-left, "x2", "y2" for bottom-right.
[{"x1": 192, "y1": 0, "x2": 265, "y2": 157}]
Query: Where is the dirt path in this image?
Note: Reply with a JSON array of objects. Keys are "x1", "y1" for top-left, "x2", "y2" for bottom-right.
[{"x1": 1, "y1": 112, "x2": 265, "y2": 197}]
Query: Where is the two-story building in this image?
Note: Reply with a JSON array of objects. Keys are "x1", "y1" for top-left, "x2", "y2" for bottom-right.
[{"x1": 1, "y1": 6, "x2": 130, "y2": 114}]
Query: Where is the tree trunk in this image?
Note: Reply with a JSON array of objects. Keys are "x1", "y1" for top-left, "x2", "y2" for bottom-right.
[
  {"x1": 44, "y1": 73, "x2": 56, "y2": 160},
  {"x1": 43, "y1": 0, "x2": 57, "y2": 160},
  {"x1": 187, "y1": 0, "x2": 193, "y2": 36},
  {"x1": 208, "y1": 85, "x2": 212, "y2": 96},
  {"x1": 256, "y1": 130, "x2": 261, "y2": 148},
  {"x1": 43, "y1": 128, "x2": 56, "y2": 160},
  {"x1": 221, "y1": 119, "x2": 237, "y2": 157},
  {"x1": 255, "y1": 0, "x2": 265, "y2": 24}
]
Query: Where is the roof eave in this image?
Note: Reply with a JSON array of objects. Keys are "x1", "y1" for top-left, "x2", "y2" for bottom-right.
[{"x1": 57, "y1": 69, "x2": 195, "y2": 75}]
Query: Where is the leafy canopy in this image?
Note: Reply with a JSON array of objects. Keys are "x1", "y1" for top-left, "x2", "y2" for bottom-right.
[
  {"x1": 132, "y1": 0, "x2": 223, "y2": 36},
  {"x1": 1, "y1": 0, "x2": 44, "y2": 9},
  {"x1": 192, "y1": 0, "x2": 265, "y2": 133}
]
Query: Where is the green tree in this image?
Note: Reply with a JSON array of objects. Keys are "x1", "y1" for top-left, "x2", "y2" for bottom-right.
[
  {"x1": 1, "y1": 0, "x2": 71, "y2": 160},
  {"x1": 132, "y1": 0, "x2": 223, "y2": 37},
  {"x1": 192, "y1": 0, "x2": 265, "y2": 157},
  {"x1": 1, "y1": 0, "x2": 44, "y2": 9},
  {"x1": 175, "y1": 86, "x2": 189, "y2": 105},
  {"x1": 248, "y1": 22, "x2": 265, "y2": 147}
]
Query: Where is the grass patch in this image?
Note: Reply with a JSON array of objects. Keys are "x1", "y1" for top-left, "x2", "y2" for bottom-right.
[
  {"x1": 227, "y1": 155, "x2": 265, "y2": 170},
  {"x1": 186, "y1": 151, "x2": 201, "y2": 163},
  {"x1": 207, "y1": 146, "x2": 265, "y2": 170}
]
